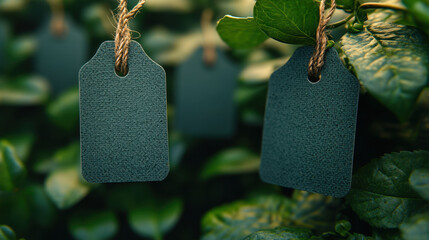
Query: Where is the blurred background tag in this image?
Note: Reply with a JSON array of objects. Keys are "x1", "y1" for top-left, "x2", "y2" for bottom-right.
[
  {"x1": 0, "y1": 21, "x2": 7, "y2": 71},
  {"x1": 35, "y1": 17, "x2": 88, "y2": 95},
  {"x1": 174, "y1": 47, "x2": 240, "y2": 138}
]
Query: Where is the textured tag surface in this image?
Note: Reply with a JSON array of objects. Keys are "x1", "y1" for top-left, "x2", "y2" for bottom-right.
[
  {"x1": 79, "y1": 41, "x2": 169, "y2": 183},
  {"x1": 36, "y1": 18, "x2": 88, "y2": 95},
  {"x1": 174, "y1": 47, "x2": 239, "y2": 138},
  {"x1": 260, "y1": 46, "x2": 359, "y2": 197}
]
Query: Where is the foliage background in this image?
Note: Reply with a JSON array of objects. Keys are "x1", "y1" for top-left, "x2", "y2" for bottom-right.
[{"x1": 0, "y1": 0, "x2": 428, "y2": 239}]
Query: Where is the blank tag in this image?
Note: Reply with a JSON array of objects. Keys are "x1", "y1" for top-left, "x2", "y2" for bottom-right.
[
  {"x1": 79, "y1": 41, "x2": 169, "y2": 183},
  {"x1": 35, "y1": 17, "x2": 88, "y2": 95},
  {"x1": 174, "y1": 47, "x2": 239, "y2": 138},
  {"x1": 260, "y1": 47, "x2": 359, "y2": 197}
]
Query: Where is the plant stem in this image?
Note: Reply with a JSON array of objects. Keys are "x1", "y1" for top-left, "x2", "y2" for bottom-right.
[
  {"x1": 327, "y1": 14, "x2": 355, "y2": 29},
  {"x1": 359, "y1": 2, "x2": 408, "y2": 12}
]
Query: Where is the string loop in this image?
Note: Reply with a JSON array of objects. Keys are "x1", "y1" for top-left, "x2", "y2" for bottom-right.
[
  {"x1": 114, "y1": 0, "x2": 146, "y2": 75},
  {"x1": 308, "y1": 0, "x2": 336, "y2": 82}
]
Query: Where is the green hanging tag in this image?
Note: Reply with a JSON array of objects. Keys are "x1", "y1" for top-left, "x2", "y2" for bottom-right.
[
  {"x1": 174, "y1": 47, "x2": 239, "y2": 138},
  {"x1": 35, "y1": 17, "x2": 88, "y2": 95},
  {"x1": 260, "y1": 46, "x2": 359, "y2": 197},
  {"x1": 79, "y1": 41, "x2": 169, "y2": 183}
]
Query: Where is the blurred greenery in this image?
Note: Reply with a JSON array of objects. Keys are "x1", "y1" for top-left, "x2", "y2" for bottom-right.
[{"x1": 0, "y1": 0, "x2": 428, "y2": 239}]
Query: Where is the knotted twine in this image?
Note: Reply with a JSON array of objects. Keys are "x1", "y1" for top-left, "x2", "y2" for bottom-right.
[
  {"x1": 115, "y1": 0, "x2": 146, "y2": 75},
  {"x1": 201, "y1": 9, "x2": 217, "y2": 66},
  {"x1": 308, "y1": 0, "x2": 336, "y2": 82}
]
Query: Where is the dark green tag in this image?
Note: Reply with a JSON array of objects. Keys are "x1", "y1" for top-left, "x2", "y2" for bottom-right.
[
  {"x1": 35, "y1": 18, "x2": 88, "y2": 95},
  {"x1": 79, "y1": 41, "x2": 169, "y2": 183},
  {"x1": 174, "y1": 47, "x2": 239, "y2": 138},
  {"x1": 260, "y1": 46, "x2": 359, "y2": 197}
]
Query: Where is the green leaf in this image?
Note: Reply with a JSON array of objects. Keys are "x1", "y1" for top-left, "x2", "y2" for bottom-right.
[
  {"x1": 244, "y1": 226, "x2": 314, "y2": 240},
  {"x1": 347, "y1": 151, "x2": 429, "y2": 229},
  {"x1": 409, "y1": 169, "x2": 429, "y2": 201},
  {"x1": 0, "y1": 225, "x2": 16, "y2": 240},
  {"x1": 47, "y1": 87, "x2": 79, "y2": 130},
  {"x1": 69, "y1": 211, "x2": 118, "y2": 240},
  {"x1": 336, "y1": 0, "x2": 355, "y2": 10},
  {"x1": 334, "y1": 220, "x2": 352, "y2": 237},
  {"x1": 82, "y1": 4, "x2": 115, "y2": 38},
  {"x1": 217, "y1": 16, "x2": 268, "y2": 49},
  {"x1": 347, "y1": 233, "x2": 374, "y2": 240},
  {"x1": 34, "y1": 142, "x2": 80, "y2": 174},
  {"x1": 128, "y1": 198, "x2": 183, "y2": 240},
  {"x1": 340, "y1": 22, "x2": 429, "y2": 121},
  {"x1": 0, "y1": 0, "x2": 27, "y2": 12},
  {"x1": 373, "y1": 228, "x2": 404, "y2": 240},
  {"x1": 399, "y1": 212, "x2": 429, "y2": 240},
  {"x1": 0, "y1": 140, "x2": 26, "y2": 192},
  {"x1": 254, "y1": 0, "x2": 319, "y2": 45},
  {"x1": 4, "y1": 131, "x2": 35, "y2": 162},
  {"x1": 7, "y1": 36, "x2": 36, "y2": 70},
  {"x1": 201, "y1": 195, "x2": 293, "y2": 240},
  {"x1": 402, "y1": 0, "x2": 429, "y2": 29},
  {"x1": 0, "y1": 76, "x2": 49, "y2": 105},
  {"x1": 45, "y1": 167, "x2": 91, "y2": 209},
  {"x1": 0, "y1": 184, "x2": 56, "y2": 232},
  {"x1": 201, "y1": 148, "x2": 260, "y2": 180},
  {"x1": 291, "y1": 190, "x2": 342, "y2": 233},
  {"x1": 23, "y1": 185, "x2": 57, "y2": 228},
  {"x1": 169, "y1": 132, "x2": 188, "y2": 170}
]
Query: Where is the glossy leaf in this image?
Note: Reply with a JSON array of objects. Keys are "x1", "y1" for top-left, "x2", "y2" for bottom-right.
[
  {"x1": 128, "y1": 198, "x2": 183, "y2": 240},
  {"x1": 4, "y1": 131, "x2": 34, "y2": 162},
  {"x1": 244, "y1": 226, "x2": 314, "y2": 240},
  {"x1": 69, "y1": 211, "x2": 118, "y2": 240},
  {"x1": 201, "y1": 148, "x2": 260, "y2": 180},
  {"x1": 347, "y1": 151, "x2": 429, "y2": 228},
  {"x1": 45, "y1": 167, "x2": 91, "y2": 209},
  {"x1": 0, "y1": 76, "x2": 49, "y2": 105},
  {"x1": 399, "y1": 212, "x2": 429, "y2": 240},
  {"x1": 409, "y1": 169, "x2": 429, "y2": 201},
  {"x1": 341, "y1": 22, "x2": 429, "y2": 121},
  {"x1": 217, "y1": 16, "x2": 268, "y2": 49},
  {"x1": 254, "y1": 0, "x2": 319, "y2": 45},
  {"x1": 0, "y1": 140, "x2": 26, "y2": 192},
  {"x1": 402, "y1": 0, "x2": 429, "y2": 29},
  {"x1": 47, "y1": 87, "x2": 79, "y2": 130},
  {"x1": 291, "y1": 190, "x2": 342, "y2": 233},
  {"x1": 201, "y1": 195, "x2": 293, "y2": 240},
  {"x1": 0, "y1": 225, "x2": 16, "y2": 240}
]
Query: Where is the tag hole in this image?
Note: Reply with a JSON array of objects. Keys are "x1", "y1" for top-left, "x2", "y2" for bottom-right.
[
  {"x1": 308, "y1": 74, "x2": 321, "y2": 84},
  {"x1": 115, "y1": 68, "x2": 129, "y2": 78}
]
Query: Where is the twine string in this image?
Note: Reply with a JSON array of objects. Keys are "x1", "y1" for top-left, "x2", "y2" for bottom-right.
[
  {"x1": 47, "y1": 0, "x2": 66, "y2": 36},
  {"x1": 201, "y1": 9, "x2": 216, "y2": 66},
  {"x1": 308, "y1": 0, "x2": 336, "y2": 82},
  {"x1": 114, "y1": 0, "x2": 146, "y2": 75}
]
